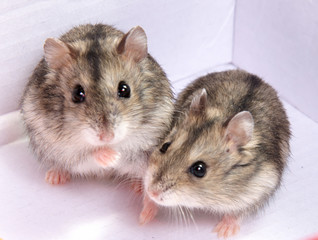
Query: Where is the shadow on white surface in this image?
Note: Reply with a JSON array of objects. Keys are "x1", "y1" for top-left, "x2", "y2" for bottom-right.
[
  {"x1": 0, "y1": 138, "x2": 216, "y2": 240},
  {"x1": 1, "y1": 0, "x2": 318, "y2": 239},
  {"x1": 1, "y1": 88, "x2": 318, "y2": 240}
]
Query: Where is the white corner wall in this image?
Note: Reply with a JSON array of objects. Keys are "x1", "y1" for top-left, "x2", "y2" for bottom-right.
[
  {"x1": 233, "y1": 0, "x2": 318, "y2": 122},
  {"x1": 0, "y1": 0, "x2": 234, "y2": 116},
  {"x1": 2, "y1": 2, "x2": 318, "y2": 240}
]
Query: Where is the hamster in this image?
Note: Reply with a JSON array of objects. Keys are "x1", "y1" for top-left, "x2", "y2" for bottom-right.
[
  {"x1": 140, "y1": 70, "x2": 291, "y2": 238},
  {"x1": 21, "y1": 24, "x2": 174, "y2": 185}
]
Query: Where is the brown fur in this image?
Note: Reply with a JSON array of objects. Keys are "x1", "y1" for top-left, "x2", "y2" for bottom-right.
[
  {"x1": 145, "y1": 70, "x2": 291, "y2": 218},
  {"x1": 21, "y1": 24, "x2": 174, "y2": 180}
]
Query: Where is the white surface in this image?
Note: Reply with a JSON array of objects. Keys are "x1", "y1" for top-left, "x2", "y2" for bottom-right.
[
  {"x1": 0, "y1": 0, "x2": 234, "y2": 116},
  {"x1": 1, "y1": 74, "x2": 318, "y2": 240},
  {"x1": 1, "y1": 0, "x2": 318, "y2": 239},
  {"x1": 233, "y1": 0, "x2": 318, "y2": 122}
]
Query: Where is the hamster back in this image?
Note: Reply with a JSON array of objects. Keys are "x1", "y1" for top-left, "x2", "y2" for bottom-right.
[
  {"x1": 142, "y1": 70, "x2": 290, "y2": 237},
  {"x1": 21, "y1": 24, "x2": 174, "y2": 182}
]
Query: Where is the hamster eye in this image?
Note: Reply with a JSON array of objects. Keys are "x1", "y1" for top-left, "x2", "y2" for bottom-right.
[
  {"x1": 118, "y1": 81, "x2": 131, "y2": 98},
  {"x1": 72, "y1": 85, "x2": 85, "y2": 103},
  {"x1": 160, "y1": 142, "x2": 171, "y2": 153},
  {"x1": 189, "y1": 161, "x2": 207, "y2": 178}
]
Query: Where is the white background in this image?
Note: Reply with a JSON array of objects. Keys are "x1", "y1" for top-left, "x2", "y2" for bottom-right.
[
  {"x1": 234, "y1": 0, "x2": 318, "y2": 123},
  {"x1": 1, "y1": 0, "x2": 318, "y2": 239},
  {"x1": 0, "y1": 0, "x2": 234, "y2": 116}
]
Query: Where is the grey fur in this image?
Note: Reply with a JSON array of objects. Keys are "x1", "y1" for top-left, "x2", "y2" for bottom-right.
[
  {"x1": 21, "y1": 24, "x2": 174, "y2": 181},
  {"x1": 145, "y1": 70, "x2": 291, "y2": 219}
]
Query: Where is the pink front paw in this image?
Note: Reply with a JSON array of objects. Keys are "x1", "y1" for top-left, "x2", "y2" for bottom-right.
[
  {"x1": 94, "y1": 147, "x2": 120, "y2": 168},
  {"x1": 213, "y1": 215, "x2": 240, "y2": 239},
  {"x1": 45, "y1": 169, "x2": 71, "y2": 185},
  {"x1": 130, "y1": 179, "x2": 143, "y2": 195},
  {"x1": 139, "y1": 195, "x2": 158, "y2": 225}
]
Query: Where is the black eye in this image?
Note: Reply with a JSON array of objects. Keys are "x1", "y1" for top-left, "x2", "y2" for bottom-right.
[
  {"x1": 160, "y1": 142, "x2": 171, "y2": 153},
  {"x1": 72, "y1": 85, "x2": 85, "y2": 103},
  {"x1": 118, "y1": 81, "x2": 130, "y2": 98},
  {"x1": 189, "y1": 161, "x2": 207, "y2": 178}
]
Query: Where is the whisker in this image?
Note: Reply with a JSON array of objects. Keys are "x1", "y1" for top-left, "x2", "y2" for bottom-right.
[
  {"x1": 185, "y1": 207, "x2": 198, "y2": 231},
  {"x1": 179, "y1": 205, "x2": 189, "y2": 228},
  {"x1": 114, "y1": 177, "x2": 143, "y2": 193},
  {"x1": 176, "y1": 205, "x2": 182, "y2": 227}
]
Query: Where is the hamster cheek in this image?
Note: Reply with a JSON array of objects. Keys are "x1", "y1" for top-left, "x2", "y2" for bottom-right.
[
  {"x1": 143, "y1": 164, "x2": 156, "y2": 192},
  {"x1": 112, "y1": 120, "x2": 129, "y2": 144},
  {"x1": 80, "y1": 128, "x2": 106, "y2": 146},
  {"x1": 80, "y1": 127, "x2": 115, "y2": 146}
]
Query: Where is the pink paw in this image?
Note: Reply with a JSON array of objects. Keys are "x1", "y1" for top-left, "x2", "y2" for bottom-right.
[
  {"x1": 139, "y1": 195, "x2": 158, "y2": 225},
  {"x1": 213, "y1": 215, "x2": 240, "y2": 239},
  {"x1": 45, "y1": 169, "x2": 71, "y2": 185},
  {"x1": 130, "y1": 179, "x2": 143, "y2": 195},
  {"x1": 94, "y1": 147, "x2": 120, "y2": 168}
]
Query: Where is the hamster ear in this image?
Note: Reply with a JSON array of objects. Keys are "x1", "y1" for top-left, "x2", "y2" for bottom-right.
[
  {"x1": 225, "y1": 111, "x2": 254, "y2": 152},
  {"x1": 117, "y1": 26, "x2": 148, "y2": 62},
  {"x1": 189, "y1": 88, "x2": 207, "y2": 115},
  {"x1": 44, "y1": 38, "x2": 76, "y2": 70}
]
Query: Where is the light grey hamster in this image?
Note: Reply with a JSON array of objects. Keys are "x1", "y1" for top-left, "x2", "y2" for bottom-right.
[
  {"x1": 140, "y1": 70, "x2": 290, "y2": 238},
  {"x1": 21, "y1": 24, "x2": 174, "y2": 185}
]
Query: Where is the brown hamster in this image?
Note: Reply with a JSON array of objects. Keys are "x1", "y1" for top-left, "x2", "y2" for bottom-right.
[
  {"x1": 21, "y1": 24, "x2": 174, "y2": 185},
  {"x1": 140, "y1": 70, "x2": 291, "y2": 238}
]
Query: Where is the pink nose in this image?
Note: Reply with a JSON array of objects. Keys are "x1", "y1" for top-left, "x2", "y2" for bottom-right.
[
  {"x1": 148, "y1": 189, "x2": 160, "y2": 199},
  {"x1": 99, "y1": 131, "x2": 114, "y2": 142}
]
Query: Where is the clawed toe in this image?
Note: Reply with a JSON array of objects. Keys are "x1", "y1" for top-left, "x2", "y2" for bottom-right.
[
  {"x1": 213, "y1": 215, "x2": 240, "y2": 239},
  {"x1": 139, "y1": 195, "x2": 158, "y2": 225},
  {"x1": 45, "y1": 169, "x2": 70, "y2": 185}
]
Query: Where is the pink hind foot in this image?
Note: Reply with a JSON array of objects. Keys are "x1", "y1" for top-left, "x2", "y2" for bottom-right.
[
  {"x1": 45, "y1": 169, "x2": 71, "y2": 185},
  {"x1": 130, "y1": 179, "x2": 143, "y2": 195},
  {"x1": 94, "y1": 147, "x2": 120, "y2": 168},
  {"x1": 139, "y1": 195, "x2": 158, "y2": 225},
  {"x1": 213, "y1": 215, "x2": 240, "y2": 239}
]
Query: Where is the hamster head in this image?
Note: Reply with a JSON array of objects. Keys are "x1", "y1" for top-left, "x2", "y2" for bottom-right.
[
  {"x1": 144, "y1": 88, "x2": 281, "y2": 215},
  {"x1": 23, "y1": 25, "x2": 173, "y2": 153}
]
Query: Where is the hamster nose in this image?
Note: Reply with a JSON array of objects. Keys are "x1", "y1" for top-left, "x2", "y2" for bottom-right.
[
  {"x1": 99, "y1": 131, "x2": 114, "y2": 143},
  {"x1": 147, "y1": 189, "x2": 160, "y2": 199}
]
